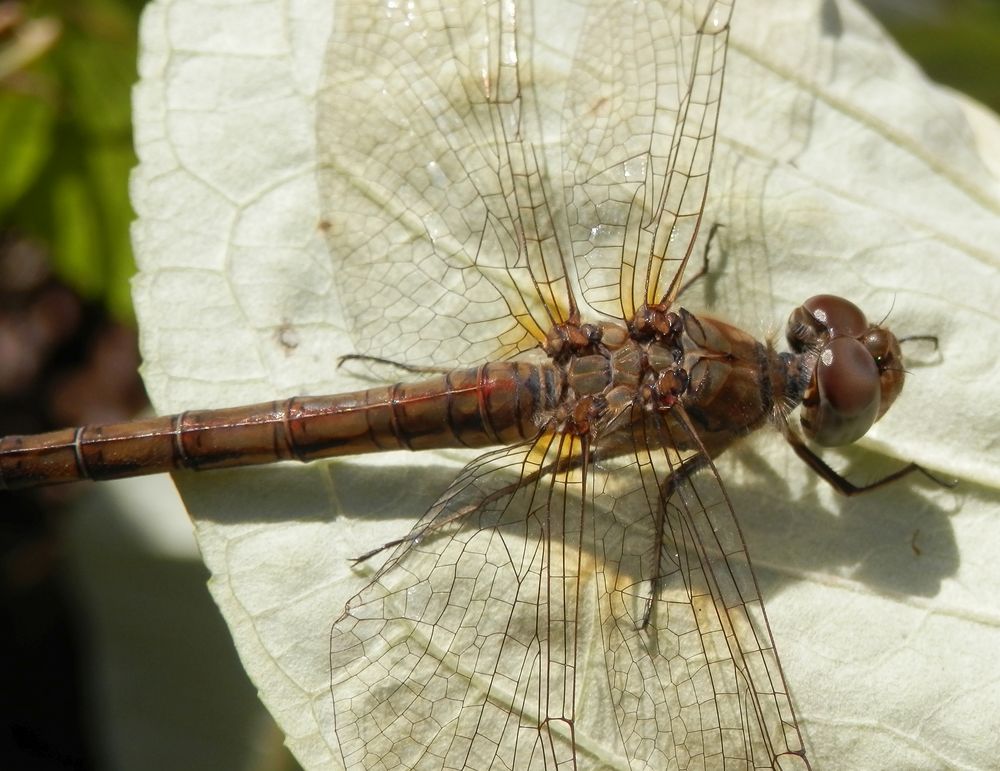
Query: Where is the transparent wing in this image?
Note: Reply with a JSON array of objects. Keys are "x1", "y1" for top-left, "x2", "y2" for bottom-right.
[
  {"x1": 330, "y1": 414, "x2": 809, "y2": 770},
  {"x1": 317, "y1": 0, "x2": 577, "y2": 369},
  {"x1": 563, "y1": 0, "x2": 732, "y2": 319},
  {"x1": 330, "y1": 436, "x2": 588, "y2": 770},
  {"x1": 607, "y1": 405, "x2": 809, "y2": 769}
]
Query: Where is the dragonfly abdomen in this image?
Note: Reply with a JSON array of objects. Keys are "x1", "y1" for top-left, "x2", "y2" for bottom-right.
[{"x1": 0, "y1": 361, "x2": 560, "y2": 490}]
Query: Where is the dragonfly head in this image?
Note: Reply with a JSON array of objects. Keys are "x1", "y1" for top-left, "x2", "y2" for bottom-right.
[{"x1": 786, "y1": 295, "x2": 905, "y2": 447}]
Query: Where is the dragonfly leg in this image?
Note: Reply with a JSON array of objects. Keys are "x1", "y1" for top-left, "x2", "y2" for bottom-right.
[
  {"x1": 897, "y1": 334, "x2": 940, "y2": 349},
  {"x1": 784, "y1": 429, "x2": 955, "y2": 496},
  {"x1": 351, "y1": 442, "x2": 587, "y2": 564},
  {"x1": 640, "y1": 452, "x2": 712, "y2": 629},
  {"x1": 676, "y1": 222, "x2": 724, "y2": 301},
  {"x1": 336, "y1": 353, "x2": 451, "y2": 375},
  {"x1": 350, "y1": 479, "x2": 524, "y2": 565},
  {"x1": 350, "y1": 492, "x2": 505, "y2": 565}
]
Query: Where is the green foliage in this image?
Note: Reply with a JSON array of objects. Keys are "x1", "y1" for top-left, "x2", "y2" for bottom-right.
[
  {"x1": 867, "y1": 0, "x2": 1000, "y2": 113},
  {"x1": 1, "y1": 0, "x2": 143, "y2": 320}
]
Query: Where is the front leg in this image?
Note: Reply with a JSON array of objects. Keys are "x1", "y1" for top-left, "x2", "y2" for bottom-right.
[{"x1": 782, "y1": 425, "x2": 953, "y2": 496}]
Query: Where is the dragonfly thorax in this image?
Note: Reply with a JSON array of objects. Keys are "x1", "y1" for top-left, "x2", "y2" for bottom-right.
[{"x1": 552, "y1": 315, "x2": 690, "y2": 441}]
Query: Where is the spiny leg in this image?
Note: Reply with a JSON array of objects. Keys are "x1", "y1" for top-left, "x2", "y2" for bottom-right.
[
  {"x1": 352, "y1": 433, "x2": 588, "y2": 563},
  {"x1": 336, "y1": 353, "x2": 452, "y2": 376},
  {"x1": 784, "y1": 428, "x2": 955, "y2": 496},
  {"x1": 675, "y1": 221, "x2": 724, "y2": 301},
  {"x1": 641, "y1": 451, "x2": 713, "y2": 629}
]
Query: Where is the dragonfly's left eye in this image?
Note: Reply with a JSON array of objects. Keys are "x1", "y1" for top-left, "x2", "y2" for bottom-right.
[
  {"x1": 863, "y1": 328, "x2": 894, "y2": 364},
  {"x1": 800, "y1": 336, "x2": 881, "y2": 446},
  {"x1": 863, "y1": 327, "x2": 906, "y2": 421},
  {"x1": 786, "y1": 294, "x2": 869, "y2": 351}
]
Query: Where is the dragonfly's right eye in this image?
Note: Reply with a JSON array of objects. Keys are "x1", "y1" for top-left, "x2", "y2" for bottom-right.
[{"x1": 800, "y1": 336, "x2": 882, "y2": 446}]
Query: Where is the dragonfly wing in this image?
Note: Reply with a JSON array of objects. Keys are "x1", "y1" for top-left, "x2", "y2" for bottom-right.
[
  {"x1": 330, "y1": 436, "x2": 590, "y2": 770},
  {"x1": 317, "y1": 0, "x2": 578, "y2": 369},
  {"x1": 330, "y1": 415, "x2": 809, "y2": 769},
  {"x1": 596, "y1": 404, "x2": 810, "y2": 769},
  {"x1": 563, "y1": 0, "x2": 733, "y2": 319}
]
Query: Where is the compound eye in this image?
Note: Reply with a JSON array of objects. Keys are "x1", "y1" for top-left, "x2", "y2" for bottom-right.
[
  {"x1": 862, "y1": 328, "x2": 893, "y2": 363},
  {"x1": 787, "y1": 294, "x2": 868, "y2": 351},
  {"x1": 864, "y1": 327, "x2": 905, "y2": 420},
  {"x1": 800, "y1": 337, "x2": 881, "y2": 446},
  {"x1": 805, "y1": 294, "x2": 868, "y2": 337}
]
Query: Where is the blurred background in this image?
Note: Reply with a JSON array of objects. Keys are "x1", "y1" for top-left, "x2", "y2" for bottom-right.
[
  {"x1": 1, "y1": 0, "x2": 997, "y2": 769},
  {"x1": 1, "y1": 2, "x2": 304, "y2": 769}
]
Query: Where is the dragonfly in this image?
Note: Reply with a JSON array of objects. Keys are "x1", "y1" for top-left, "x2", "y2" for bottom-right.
[{"x1": 0, "y1": 0, "x2": 943, "y2": 768}]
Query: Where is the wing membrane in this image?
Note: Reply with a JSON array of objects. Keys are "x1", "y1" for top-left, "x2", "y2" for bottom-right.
[
  {"x1": 330, "y1": 437, "x2": 586, "y2": 770},
  {"x1": 563, "y1": 0, "x2": 732, "y2": 318},
  {"x1": 591, "y1": 406, "x2": 807, "y2": 768},
  {"x1": 323, "y1": 1, "x2": 809, "y2": 768},
  {"x1": 331, "y1": 414, "x2": 808, "y2": 769},
  {"x1": 317, "y1": 0, "x2": 731, "y2": 369},
  {"x1": 632, "y1": 406, "x2": 807, "y2": 767},
  {"x1": 317, "y1": 0, "x2": 577, "y2": 369}
]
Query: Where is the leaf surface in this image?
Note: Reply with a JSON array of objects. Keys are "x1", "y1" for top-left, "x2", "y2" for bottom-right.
[{"x1": 130, "y1": 0, "x2": 1000, "y2": 768}]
